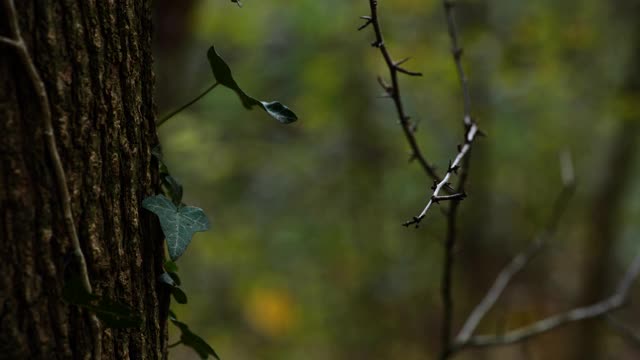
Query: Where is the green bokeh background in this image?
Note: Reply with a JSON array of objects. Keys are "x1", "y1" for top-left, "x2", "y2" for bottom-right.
[{"x1": 153, "y1": 0, "x2": 640, "y2": 358}]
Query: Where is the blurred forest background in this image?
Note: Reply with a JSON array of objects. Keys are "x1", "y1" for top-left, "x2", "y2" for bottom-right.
[{"x1": 153, "y1": 0, "x2": 640, "y2": 359}]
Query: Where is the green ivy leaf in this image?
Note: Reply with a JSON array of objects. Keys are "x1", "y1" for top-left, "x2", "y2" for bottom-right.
[
  {"x1": 142, "y1": 195, "x2": 210, "y2": 261},
  {"x1": 159, "y1": 272, "x2": 177, "y2": 287},
  {"x1": 62, "y1": 275, "x2": 142, "y2": 329},
  {"x1": 164, "y1": 260, "x2": 179, "y2": 273},
  {"x1": 206, "y1": 45, "x2": 298, "y2": 124},
  {"x1": 168, "y1": 271, "x2": 182, "y2": 286},
  {"x1": 171, "y1": 318, "x2": 220, "y2": 359},
  {"x1": 163, "y1": 175, "x2": 184, "y2": 206},
  {"x1": 171, "y1": 287, "x2": 188, "y2": 304}
]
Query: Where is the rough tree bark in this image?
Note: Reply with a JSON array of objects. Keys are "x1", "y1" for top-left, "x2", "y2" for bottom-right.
[{"x1": 0, "y1": 1, "x2": 167, "y2": 359}]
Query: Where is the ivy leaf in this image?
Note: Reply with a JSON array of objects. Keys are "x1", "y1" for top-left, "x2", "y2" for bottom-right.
[
  {"x1": 163, "y1": 175, "x2": 184, "y2": 206},
  {"x1": 164, "y1": 260, "x2": 179, "y2": 273},
  {"x1": 62, "y1": 275, "x2": 142, "y2": 328},
  {"x1": 159, "y1": 272, "x2": 177, "y2": 287},
  {"x1": 142, "y1": 195, "x2": 210, "y2": 261},
  {"x1": 171, "y1": 318, "x2": 220, "y2": 359},
  {"x1": 206, "y1": 45, "x2": 298, "y2": 124},
  {"x1": 90, "y1": 299, "x2": 143, "y2": 329},
  {"x1": 168, "y1": 271, "x2": 182, "y2": 286},
  {"x1": 171, "y1": 287, "x2": 188, "y2": 304}
]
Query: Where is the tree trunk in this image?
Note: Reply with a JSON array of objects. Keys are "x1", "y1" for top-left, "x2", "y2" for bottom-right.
[{"x1": 0, "y1": 1, "x2": 167, "y2": 359}]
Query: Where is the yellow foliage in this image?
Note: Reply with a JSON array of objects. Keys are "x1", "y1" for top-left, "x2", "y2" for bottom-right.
[{"x1": 244, "y1": 287, "x2": 297, "y2": 338}]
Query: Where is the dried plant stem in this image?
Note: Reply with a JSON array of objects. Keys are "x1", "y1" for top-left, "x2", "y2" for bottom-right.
[
  {"x1": 0, "y1": 0, "x2": 101, "y2": 358},
  {"x1": 453, "y1": 252, "x2": 640, "y2": 350},
  {"x1": 361, "y1": 0, "x2": 440, "y2": 181},
  {"x1": 455, "y1": 158, "x2": 576, "y2": 347}
]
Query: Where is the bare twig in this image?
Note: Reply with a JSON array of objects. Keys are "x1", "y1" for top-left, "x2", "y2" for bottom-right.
[
  {"x1": 456, "y1": 237, "x2": 545, "y2": 344},
  {"x1": 403, "y1": 0, "x2": 483, "y2": 228},
  {"x1": 455, "y1": 153, "x2": 576, "y2": 346},
  {"x1": 607, "y1": 315, "x2": 640, "y2": 347},
  {"x1": 362, "y1": 0, "x2": 440, "y2": 181},
  {"x1": 453, "y1": 252, "x2": 640, "y2": 350},
  {"x1": 1, "y1": 0, "x2": 101, "y2": 358}
]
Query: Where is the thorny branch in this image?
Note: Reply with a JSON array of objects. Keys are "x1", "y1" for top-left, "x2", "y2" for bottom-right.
[
  {"x1": 360, "y1": 0, "x2": 441, "y2": 181},
  {"x1": 403, "y1": 0, "x2": 483, "y2": 229},
  {"x1": 452, "y1": 252, "x2": 640, "y2": 350},
  {"x1": 0, "y1": 0, "x2": 102, "y2": 358}
]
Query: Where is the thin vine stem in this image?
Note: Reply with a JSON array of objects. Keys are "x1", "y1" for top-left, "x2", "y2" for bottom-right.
[
  {"x1": 0, "y1": 0, "x2": 101, "y2": 358},
  {"x1": 157, "y1": 82, "x2": 220, "y2": 127},
  {"x1": 168, "y1": 340, "x2": 183, "y2": 348}
]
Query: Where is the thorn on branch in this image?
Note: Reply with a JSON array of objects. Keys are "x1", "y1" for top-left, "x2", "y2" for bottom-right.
[
  {"x1": 371, "y1": 40, "x2": 383, "y2": 48},
  {"x1": 432, "y1": 192, "x2": 467, "y2": 204},
  {"x1": 395, "y1": 65, "x2": 423, "y2": 77},
  {"x1": 394, "y1": 57, "x2": 411, "y2": 66},
  {"x1": 358, "y1": 18, "x2": 373, "y2": 31},
  {"x1": 448, "y1": 160, "x2": 460, "y2": 174},
  {"x1": 403, "y1": 216, "x2": 422, "y2": 228},
  {"x1": 377, "y1": 76, "x2": 392, "y2": 94}
]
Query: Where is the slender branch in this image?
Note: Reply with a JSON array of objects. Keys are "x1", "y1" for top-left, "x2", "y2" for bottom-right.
[
  {"x1": 453, "y1": 252, "x2": 640, "y2": 350},
  {"x1": 403, "y1": 124, "x2": 479, "y2": 227},
  {"x1": 362, "y1": 0, "x2": 440, "y2": 181},
  {"x1": 456, "y1": 237, "x2": 545, "y2": 344},
  {"x1": 455, "y1": 153, "x2": 576, "y2": 346},
  {"x1": 606, "y1": 315, "x2": 640, "y2": 347},
  {"x1": 156, "y1": 82, "x2": 220, "y2": 127},
  {"x1": 443, "y1": 0, "x2": 472, "y2": 127},
  {"x1": 403, "y1": 0, "x2": 483, "y2": 228},
  {"x1": 1, "y1": 0, "x2": 101, "y2": 358},
  {"x1": 168, "y1": 340, "x2": 183, "y2": 348}
]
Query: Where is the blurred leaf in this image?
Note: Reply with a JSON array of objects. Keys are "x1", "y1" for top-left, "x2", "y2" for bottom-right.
[
  {"x1": 164, "y1": 260, "x2": 179, "y2": 273},
  {"x1": 171, "y1": 287, "x2": 188, "y2": 304},
  {"x1": 171, "y1": 317, "x2": 220, "y2": 359},
  {"x1": 159, "y1": 272, "x2": 177, "y2": 287},
  {"x1": 207, "y1": 45, "x2": 298, "y2": 124},
  {"x1": 62, "y1": 275, "x2": 141, "y2": 328},
  {"x1": 90, "y1": 299, "x2": 143, "y2": 329},
  {"x1": 168, "y1": 271, "x2": 182, "y2": 286},
  {"x1": 142, "y1": 195, "x2": 211, "y2": 261},
  {"x1": 164, "y1": 175, "x2": 184, "y2": 205}
]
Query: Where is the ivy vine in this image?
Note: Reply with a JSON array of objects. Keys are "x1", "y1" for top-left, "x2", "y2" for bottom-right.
[{"x1": 143, "y1": 43, "x2": 298, "y2": 359}]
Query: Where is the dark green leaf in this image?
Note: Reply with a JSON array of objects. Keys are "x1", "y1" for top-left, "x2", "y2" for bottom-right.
[
  {"x1": 62, "y1": 275, "x2": 141, "y2": 329},
  {"x1": 170, "y1": 318, "x2": 220, "y2": 359},
  {"x1": 260, "y1": 101, "x2": 298, "y2": 124},
  {"x1": 164, "y1": 260, "x2": 179, "y2": 273},
  {"x1": 89, "y1": 300, "x2": 143, "y2": 329},
  {"x1": 206, "y1": 45, "x2": 298, "y2": 124},
  {"x1": 151, "y1": 145, "x2": 164, "y2": 161},
  {"x1": 159, "y1": 272, "x2": 176, "y2": 287},
  {"x1": 142, "y1": 195, "x2": 211, "y2": 261},
  {"x1": 169, "y1": 309, "x2": 178, "y2": 321},
  {"x1": 163, "y1": 175, "x2": 184, "y2": 205},
  {"x1": 168, "y1": 271, "x2": 182, "y2": 286},
  {"x1": 171, "y1": 287, "x2": 188, "y2": 304}
]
